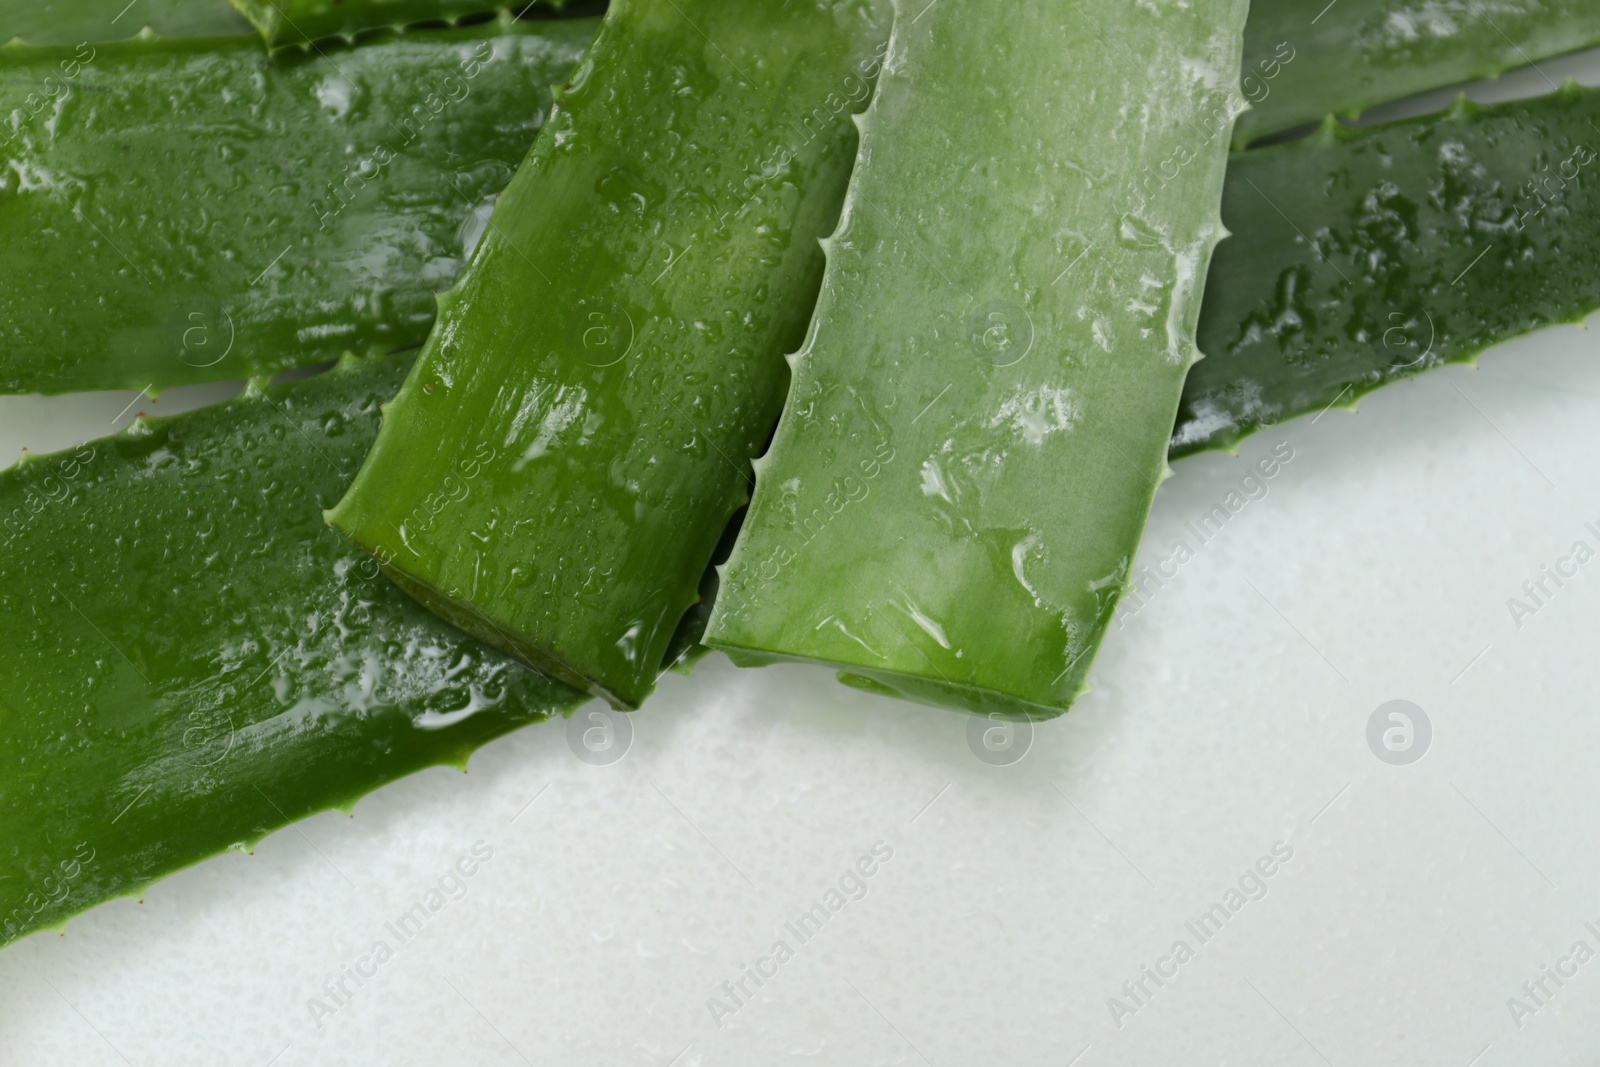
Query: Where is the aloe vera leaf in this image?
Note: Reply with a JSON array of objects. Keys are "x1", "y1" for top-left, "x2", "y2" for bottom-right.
[
  {"x1": 1, "y1": 0, "x2": 249, "y2": 45},
  {"x1": 703, "y1": 0, "x2": 1250, "y2": 718},
  {"x1": 326, "y1": 0, "x2": 893, "y2": 710},
  {"x1": 0, "y1": 352, "x2": 587, "y2": 948},
  {"x1": 1176, "y1": 85, "x2": 1600, "y2": 457},
  {"x1": 227, "y1": 0, "x2": 559, "y2": 49},
  {"x1": 0, "y1": 14, "x2": 595, "y2": 396},
  {"x1": 1237, "y1": 0, "x2": 1600, "y2": 146}
]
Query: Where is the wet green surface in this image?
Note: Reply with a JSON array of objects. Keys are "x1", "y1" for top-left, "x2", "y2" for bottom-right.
[
  {"x1": 0, "y1": 0, "x2": 249, "y2": 45},
  {"x1": 1239, "y1": 0, "x2": 1600, "y2": 145},
  {"x1": 0, "y1": 353, "x2": 587, "y2": 948},
  {"x1": 0, "y1": 14, "x2": 595, "y2": 395},
  {"x1": 228, "y1": 0, "x2": 551, "y2": 48},
  {"x1": 1180, "y1": 85, "x2": 1600, "y2": 456},
  {"x1": 328, "y1": 0, "x2": 893, "y2": 709},
  {"x1": 707, "y1": 0, "x2": 1249, "y2": 717}
]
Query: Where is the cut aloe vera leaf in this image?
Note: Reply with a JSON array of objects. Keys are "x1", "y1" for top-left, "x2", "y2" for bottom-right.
[
  {"x1": 228, "y1": 0, "x2": 554, "y2": 49},
  {"x1": 326, "y1": 0, "x2": 893, "y2": 710},
  {"x1": 0, "y1": 352, "x2": 587, "y2": 948},
  {"x1": 1177, "y1": 85, "x2": 1600, "y2": 457},
  {"x1": 704, "y1": 0, "x2": 1250, "y2": 718},
  {"x1": 1238, "y1": 0, "x2": 1600, "y2": 146},
  {"x1": 0, "y1": 14, "x2": 595, "y2": 396},
  {"x1": 1, "y1": 0, "x2": 249, "y2": 45}
]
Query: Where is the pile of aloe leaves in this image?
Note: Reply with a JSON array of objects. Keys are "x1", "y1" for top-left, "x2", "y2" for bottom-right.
[{"x1": 3, "y1": 0, "x2": 1598, "y2": 945}]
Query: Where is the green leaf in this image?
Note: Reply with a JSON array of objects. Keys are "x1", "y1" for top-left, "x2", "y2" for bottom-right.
[
  {"x1": 1238, "y1": 0, "x2": 1600, "y2": 146},
  {"x1": 0, "y1": 0, "x2": 250, "y2": 44},
  {"x1": 704, "y1": 0, "x2": 1251, "y2": 718},
  {"x1": 1178, "y1": 85, "x2": 1600, "y2": 457},
  {"x1": 0, "y1": 353, "x2": 587, "y2": 948},
  {"x1": 327, "y1": 0, "x2": 894, "y2": 710},
  {"x1": 0, "y1": 15, "x2": 596, "y2": 395},
  {"x1": 227, "y1": 0, "x2": 567, "y2": 49}
]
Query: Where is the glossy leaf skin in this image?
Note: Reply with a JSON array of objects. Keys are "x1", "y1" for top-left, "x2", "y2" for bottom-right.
[
  {"x1": 705, "y1": 0, "x2": 1250, "y2": 719},
  {"x1": 0, "y1": 15, "x2": 596, "y2": 396},
  {"x1": 0, "y1": 354, "x2": 587, "y2": 948},
  {"x1": 227, "y1": 0, "x2": 559, "y2": 48},
  {"x1": 0, "y1": 0, "x2": 249, "y2": 44},
  {"x1": 327, "y1": 0, "x2": 893, "y2": 710},
  {"x1": 1238, "y1": 0, "x2": 1600, "y2": 146},
  {"x1": 1178, "y1": 86, "x2": 1600, "y2": 457}
]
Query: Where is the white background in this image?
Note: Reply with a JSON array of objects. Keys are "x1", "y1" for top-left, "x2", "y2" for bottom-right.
[{"x1": 3, "y1": 48, "x2": 1600, "y2": 1067}]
